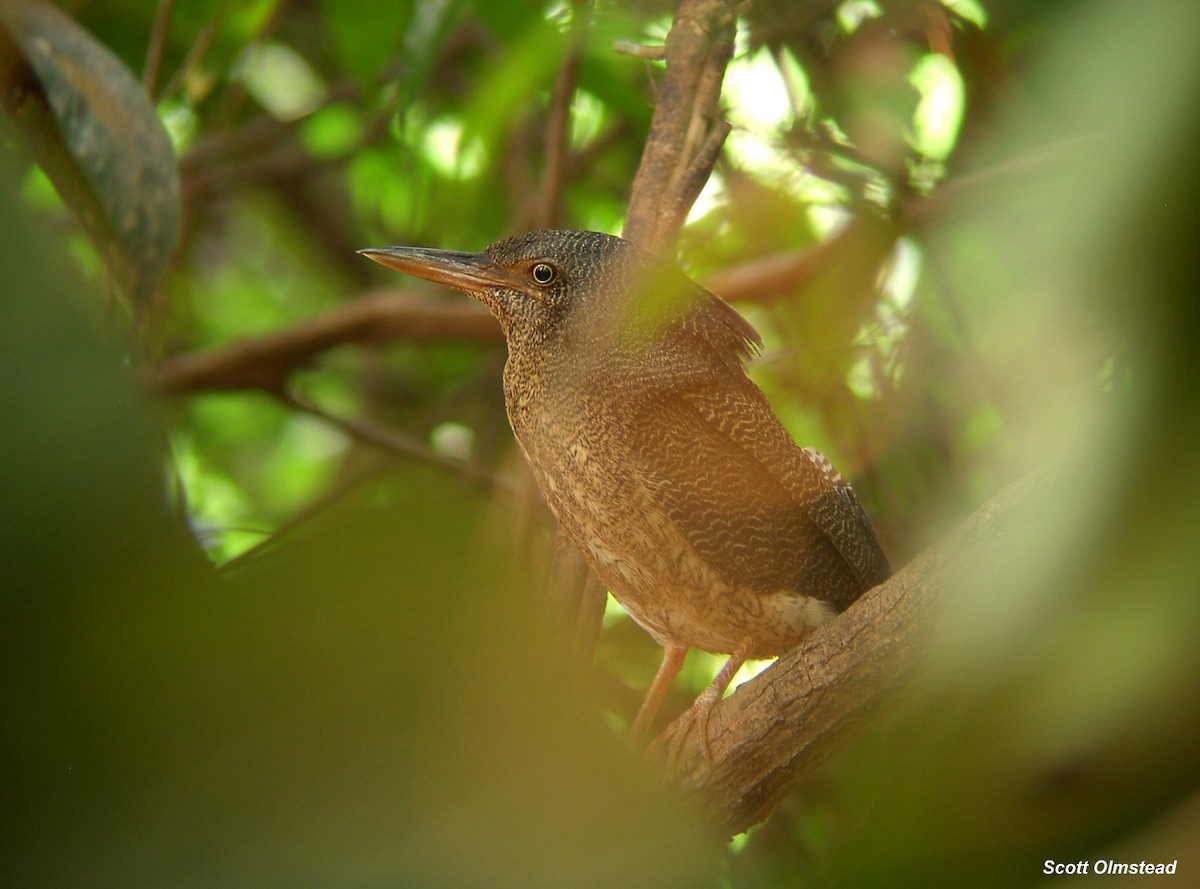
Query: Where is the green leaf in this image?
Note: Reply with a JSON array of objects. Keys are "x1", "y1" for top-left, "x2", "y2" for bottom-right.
[
  {"x1": 0, "y1": 0, "x2": 181, "y2": 320},
  {"x1": 316, "y1": 0, "x2": 412, "y2": 85}
]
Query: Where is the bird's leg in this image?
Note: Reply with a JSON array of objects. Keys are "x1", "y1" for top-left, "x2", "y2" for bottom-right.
[
  {"x1": 630, "y1": 643, "x2": 688, "y2": 742},
  {"x1": 659, "y1": 641, "x2": 750, "y2": 764}
]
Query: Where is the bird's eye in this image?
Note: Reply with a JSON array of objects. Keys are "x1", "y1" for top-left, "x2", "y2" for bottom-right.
[{"x1": 530, "y1": 262, "x2": 556, "y2": 285}]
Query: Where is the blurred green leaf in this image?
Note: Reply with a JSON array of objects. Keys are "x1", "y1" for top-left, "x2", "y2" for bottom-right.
[
  {"x1": 0, "y1": 0, "x2": 180, "y2": 319},
  {"x1": 317, "y1": 0, "x2": 409, "y2": 85},
  {"x1": 385, "y1": 0, "x2": 466, "y2": 109},
  {"x1": 0, "y1": 137, "x2": 717, "y2": 888},
  {"x1": 460, "y1": 17, "x2": 565, "y2": 158},
  {"x1": 5, "y1": 0, "x2": 1200, "y2": 883}
]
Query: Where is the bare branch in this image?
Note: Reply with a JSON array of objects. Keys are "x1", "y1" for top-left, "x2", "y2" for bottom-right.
[
  {"x1": 149, "y1": 242, "x2": 848, "y2": 398},
  {"x1": 535, "y1": 8, "x2": 584, "y2": 230},
  {"x1": 155, "y1": 153, "x2": 1049, "y2": 397},
  {"x1": 623, "y1": 0, "x2": 737, "y2": 252},
  {"x1": 153, "y1": 292, "x2": 499, "y2": 395},
  {"x1": 143, "y1": 0, "x2": 176, "y2": 96},
  {"x1": 217, "y1": 458, "x2": 394, "y2": 575},
  {"x1": 652, "y1": 475, "x2": 1039, "y2": 838},
  {"x1": 612, "y1": 40, "x2": 667, "y2": 61},
  {"x1": 564, "y1": 120, "x2": 631, "y2": 179},
  {"x1": 700, "y1": 225, "x2": 854, "y2": 303},
  {"x1": 664, "y1": 118, "x2": 730, "y2": 233},
  {"x1": 158, "y1": 3, "x2": 225, "y2": 102},
  {"x1": 180, "y1": 78, "x2": 363, "y2": 171},
  {"x1": 275, "y1": 391, "x2": 505, "y2": 492}
]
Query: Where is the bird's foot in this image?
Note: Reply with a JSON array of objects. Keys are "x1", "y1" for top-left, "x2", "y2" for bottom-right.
[
  {"x1": 646, "y1": 644, "x2": 749, "y2": 770},
  {"x1": 651, "y1": 684, "x2": 722, "y2": 769}
]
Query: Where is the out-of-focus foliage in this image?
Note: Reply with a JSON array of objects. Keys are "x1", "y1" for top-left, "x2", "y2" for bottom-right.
[
  {"x1": 3, "y1": 0, "x2": 1199, "y2": 885},
  {"x1": 1, "y1": 114, "x2": 715, "y2": 889},
  {"x1": 0, "y1": 0, "x2": 180, "y2": 316}
]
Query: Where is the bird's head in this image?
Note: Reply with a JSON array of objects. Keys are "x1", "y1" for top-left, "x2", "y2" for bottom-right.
[
  {"x1": 360, "y1": 230, "x2": 622, "y2": 342},
  {"x1": 360, "y1": 228, "x2": 759, "y2": 368}
]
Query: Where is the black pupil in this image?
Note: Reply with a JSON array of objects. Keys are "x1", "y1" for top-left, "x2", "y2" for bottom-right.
[{"x1": 533, "y1": 264, "x2": 553, "y2": 284}]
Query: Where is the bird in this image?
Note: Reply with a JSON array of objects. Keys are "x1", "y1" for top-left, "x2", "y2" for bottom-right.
[{"x1": 359, "y1": 229, "x2": 889, "y2": 748}]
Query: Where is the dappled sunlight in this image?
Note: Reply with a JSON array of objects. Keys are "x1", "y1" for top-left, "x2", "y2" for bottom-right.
[{"x1": 5, "y1": 0, "x2": 1199, "y2": 884}]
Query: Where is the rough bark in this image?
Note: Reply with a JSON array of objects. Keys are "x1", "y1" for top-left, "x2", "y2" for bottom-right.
[
  {"x1": 656, "y1": 474, "x2": 1037, "y2": 837},
  {"x1": 622, "y1": 0, "x2": 737, "y2": 252}
]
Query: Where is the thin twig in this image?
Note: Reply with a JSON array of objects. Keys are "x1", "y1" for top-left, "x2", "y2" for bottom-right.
[
  {"x1": 700, "y1": 224, "x2": 855, "y2": 303},
  {"x1": 143, "y1": 0, "x2": 176, "y2": 97},
  {"x1": 564, "y1": 120, "x2": 630, "y2": 179},
  {"x1": 180, "y1": 78, "x2": 362, "y2": 169},
  {"x1": 216, "y1": 457, "x2": 392, "y2": 575},
  {"x1": 180, "y1": 73, "x2": 402, "y2": 205},
  {"x1": 536, "y1": 24, "x2": 582, "y2": 229},
  {"x1": 275, "y1": 391, "x2": 506, "y2": 493},
  {"x1": 613, "y1": 40, "x2": 667, "y2": 61},
  {"x1": 158, "y1": 4, "x2": 225, "y2": 102}
]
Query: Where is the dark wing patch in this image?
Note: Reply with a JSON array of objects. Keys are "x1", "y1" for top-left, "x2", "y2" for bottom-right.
[
  {"x1": 797, "y1": 448, "x2": 891, "y2": 590},
  {"x1": 628, "y1": 377, "x2": 888, "y2": 610}
]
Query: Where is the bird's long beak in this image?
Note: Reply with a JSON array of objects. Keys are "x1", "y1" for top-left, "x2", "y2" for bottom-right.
[{"x1": 358, "y1": 246, "x2": 515, "y2": 294}]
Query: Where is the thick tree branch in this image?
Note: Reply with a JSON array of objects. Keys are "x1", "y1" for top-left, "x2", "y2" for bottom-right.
[
  {"x1": 655, "y1": 474, "x2": 1038, "y2": 838},
  {"x1": 623, "y1": 0, "x2": 737, "y2": 252}
]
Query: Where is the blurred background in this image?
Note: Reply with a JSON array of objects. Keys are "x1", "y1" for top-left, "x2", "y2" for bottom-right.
[{"x1": 2, "y1": 0, "x2": 1198, "y2": 886}]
